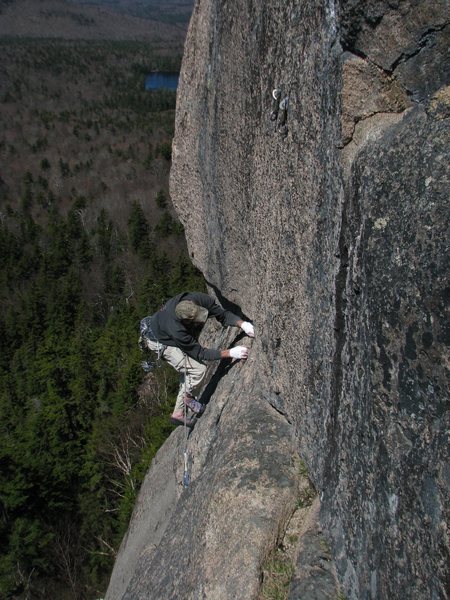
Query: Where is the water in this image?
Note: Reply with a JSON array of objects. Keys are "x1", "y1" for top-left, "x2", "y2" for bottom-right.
[{"x1": 145, "y1": 72, "x2": 179, "y2": 91}]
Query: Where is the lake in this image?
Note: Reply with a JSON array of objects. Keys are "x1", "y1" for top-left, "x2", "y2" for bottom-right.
[{"x1": 145, "y1": 72, "x2": 179, "y2": 91}]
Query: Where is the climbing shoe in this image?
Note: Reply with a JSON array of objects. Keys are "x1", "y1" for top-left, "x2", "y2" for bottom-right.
[{"x1": 184, "y1": 394, "x2": 205, "y2": 415}]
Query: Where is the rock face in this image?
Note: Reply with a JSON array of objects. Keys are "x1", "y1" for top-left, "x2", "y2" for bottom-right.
[
  {"x1": 106, "y1": 326, "x2": 307, "y2": 599},
  {"x1": 106, "y1": 1, "x2": 449, "y2": 599}
]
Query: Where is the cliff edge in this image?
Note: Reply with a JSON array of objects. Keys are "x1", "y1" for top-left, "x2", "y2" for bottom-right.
[{"x1": 106, "y1": 1, "x2": 449, "y2": 598}]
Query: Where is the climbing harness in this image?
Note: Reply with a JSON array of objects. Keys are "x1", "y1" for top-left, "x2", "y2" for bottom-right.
[{"x1": 139, "y1": 317, "x2": 166, "y2": 371}]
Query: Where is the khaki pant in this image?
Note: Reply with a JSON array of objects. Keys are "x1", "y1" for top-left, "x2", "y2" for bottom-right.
[{"x1": 145, "y1": 339, "x2": 207, "y2": 413}]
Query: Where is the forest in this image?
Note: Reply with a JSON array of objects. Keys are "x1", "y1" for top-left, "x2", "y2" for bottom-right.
[
  {"x1": 0, "y1": 38, "x2": 204, "y2": 599},
  {"x1": 67, "y1": 0, "x2": 195, "y2": 25}
]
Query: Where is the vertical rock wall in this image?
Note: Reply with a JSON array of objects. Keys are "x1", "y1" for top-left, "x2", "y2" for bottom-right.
[
  {"x1": 106, "y1": 1, "x2": 449, "y2": 598},
  {"x1": 173, "y1": 0, "x2": 343, "y2": 484}
]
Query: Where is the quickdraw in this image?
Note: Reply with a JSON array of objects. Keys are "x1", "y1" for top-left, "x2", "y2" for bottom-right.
[{"x1": 270, "y1": 87, "x2": 289, "y2": 139}]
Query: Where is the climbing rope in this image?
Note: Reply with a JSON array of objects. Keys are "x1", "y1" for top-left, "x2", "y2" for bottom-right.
[{"x1": 182, "y1": 352, "x2": 191, "y2": 488}]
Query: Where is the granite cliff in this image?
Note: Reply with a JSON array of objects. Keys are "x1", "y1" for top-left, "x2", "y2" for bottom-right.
[{"x1": 106, "y1": 1, "x2": 449, "y2": 598}]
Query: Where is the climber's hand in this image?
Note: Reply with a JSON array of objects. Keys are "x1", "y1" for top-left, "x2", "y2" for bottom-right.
[
  {"x1": 241, "y1": 321, "x2": 255, "y2": 337},
  {"x1": 229, "y1": 346, "x2": 249, "y2": 360}
]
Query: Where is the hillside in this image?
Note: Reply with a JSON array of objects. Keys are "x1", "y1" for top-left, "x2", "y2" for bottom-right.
[
  {"x1": 0, "y1": 39, "x2": 182, "y2": 248},
  {"x1": 65, "y1": 0, "x2": 195, "y2": 25},
  {"x1": 0, "y1": 34, "x2": 204, "y2": 600},
  {"x1": 0, "y1": 0, "x2": 188, "y2": 43}
]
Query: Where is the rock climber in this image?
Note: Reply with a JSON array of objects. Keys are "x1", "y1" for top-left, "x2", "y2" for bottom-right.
[{"x1": 140, "y1": 291, "x2": 254, "y2": 426}]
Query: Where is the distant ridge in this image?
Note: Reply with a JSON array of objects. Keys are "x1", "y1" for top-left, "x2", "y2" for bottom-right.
[
  {"x1": 65, "y1": 0, "x2": 195, "y2": 26},
  {"x1": 0, "y1": 0, "x2": 189, "y2": 42}
]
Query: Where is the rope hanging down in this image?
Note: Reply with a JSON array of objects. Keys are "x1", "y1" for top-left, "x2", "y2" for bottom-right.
[{"x1": 182, "y1": 352, "x2": 191, "y2": 488}]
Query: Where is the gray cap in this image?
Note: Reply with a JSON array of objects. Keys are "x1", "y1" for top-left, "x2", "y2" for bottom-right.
[{"x1": 175, "y1": 300, "x2": 209, "y2": 323}]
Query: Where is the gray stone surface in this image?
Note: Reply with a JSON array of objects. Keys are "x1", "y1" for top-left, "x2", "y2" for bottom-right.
[
  {"x1": 106, "y1": 329, "x2": 301, "y2": 600},
  {"x1": 288, "y1": 499, "x2": 338, "y2": 600},
  {"x1": 106, "y1": 1, "x2": 449, "y2": 598},
  {"x1": 171, "y1": 0, "x2": 343, "y2": 490},
  {"x1": 340, "y1": 0, "x2": 450, "y2": 100},
  {"x1": 340, "y1": 0, "x2": 450, "y2": 71},
  {"x1": 324, "y1": 104, "x2": 449, "y2": 600},
  {"x1": 341, "y1": 52, "x2": 410, "y2": 144}
]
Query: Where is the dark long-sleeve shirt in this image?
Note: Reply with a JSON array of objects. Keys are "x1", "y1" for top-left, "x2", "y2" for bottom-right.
[{"x1": 145, "y1": 292, "x2": 240, "y2": 361}]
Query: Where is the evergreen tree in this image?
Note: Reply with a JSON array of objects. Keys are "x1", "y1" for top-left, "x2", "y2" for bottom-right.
[
  {"x1": 0, "y1": 37, "x2": 205, "y2": 599},
  {"x1": 128, "y1": 202, "x2": 152, "y2": 258}
]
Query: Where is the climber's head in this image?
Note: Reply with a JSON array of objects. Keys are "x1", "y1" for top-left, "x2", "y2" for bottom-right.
[{"x1": 175, "y1": 300, "x2": 208, "y2": 324}]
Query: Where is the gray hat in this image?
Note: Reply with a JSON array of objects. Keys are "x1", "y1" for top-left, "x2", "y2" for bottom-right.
[{"x1": 175, "y1": 300, "x2": 209, "y2": 323}]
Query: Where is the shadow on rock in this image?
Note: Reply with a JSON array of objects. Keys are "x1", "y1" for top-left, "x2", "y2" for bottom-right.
[{"x1": 199, "y1": 330, "x2": 246, "y2": 406}]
